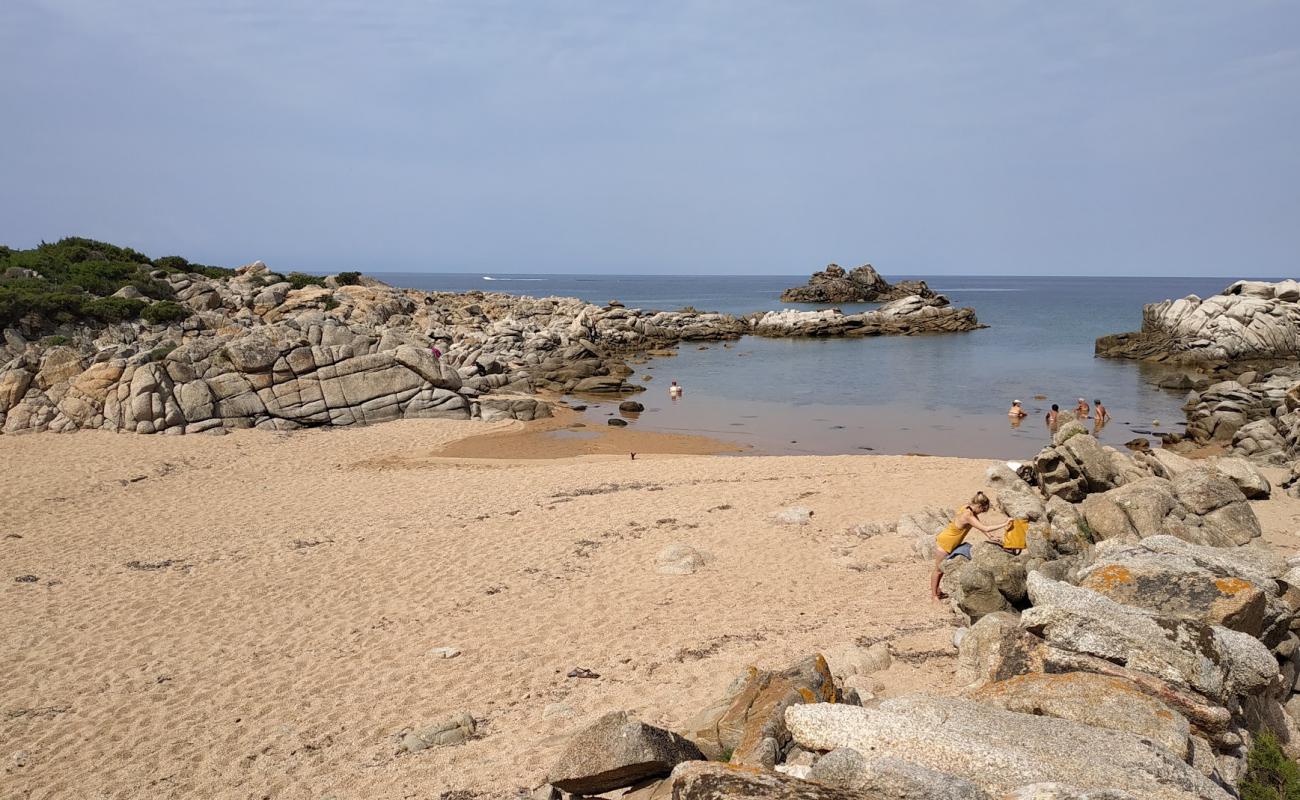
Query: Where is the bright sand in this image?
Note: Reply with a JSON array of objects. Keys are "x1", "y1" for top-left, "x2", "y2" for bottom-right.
[{"x1": 3, "y1": 420, "x2": 1299, "y2": 798}]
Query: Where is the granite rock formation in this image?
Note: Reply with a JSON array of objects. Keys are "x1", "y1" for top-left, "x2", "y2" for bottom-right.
[{"x1": 780, "y1": 263, "x2": 937, "y2": 304}]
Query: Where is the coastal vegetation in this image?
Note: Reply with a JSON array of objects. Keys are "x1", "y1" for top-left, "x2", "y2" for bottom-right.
[
  {"x1": 1243, "y1": 732, "x2": 1300, "y2": 800},
  {"x1": 0, "y1": 237, "x2": 219, "y2": 327}
]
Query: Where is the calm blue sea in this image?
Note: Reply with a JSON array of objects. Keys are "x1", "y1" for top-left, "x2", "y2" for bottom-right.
[{"x1": 371, "y1": 272, "x2": 1245, "y2": 458}]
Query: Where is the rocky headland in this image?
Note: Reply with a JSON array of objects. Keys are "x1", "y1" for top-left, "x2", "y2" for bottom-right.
[
  {"x1": 1097, "y1": 279, "x2": 1300, "y2": 364},
  {"x1": 780, "y1": 263, "x2": 936, "y2": 304},
  {"x1": 1095, "y1": 279, "x2": 1300, "y2": 489},
  {"x1": 0, "y1": 240, "x2": 983, "y2": 435}
]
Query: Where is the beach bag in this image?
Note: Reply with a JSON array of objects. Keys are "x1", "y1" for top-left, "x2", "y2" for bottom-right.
[{"x1": 1003, "y1": 519, "x2": 1029, "y2": 552}]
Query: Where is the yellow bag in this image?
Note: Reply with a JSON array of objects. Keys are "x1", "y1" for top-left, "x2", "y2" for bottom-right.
[{"x1": 1003, "y1": 519, "x2": 1029, "y2": 552}]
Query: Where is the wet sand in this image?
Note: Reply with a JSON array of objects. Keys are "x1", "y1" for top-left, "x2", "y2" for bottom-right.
[{"x1": 428, "y1": 407, "x2": 747, "y2": 460}]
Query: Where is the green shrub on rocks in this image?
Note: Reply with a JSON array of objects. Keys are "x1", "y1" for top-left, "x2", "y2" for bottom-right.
[
  {"x1": 141, "y1": 301, "x2": 189, "y2": 325},
  {"x1": 335, "y1": 270, "x2": 362, "y2": 286},
  {"x1": 85, "y1": 296, "x2": 146, "y2": 322},
  {"x1": 1242, "y1": 732, "x2": 1300, "y2": 800},
  {"x1": 287, "y1": 272, "x2": 326, "y2": 290},
  {"x1": 0, "y1": 237, "x2": 227, "y2": 327}
]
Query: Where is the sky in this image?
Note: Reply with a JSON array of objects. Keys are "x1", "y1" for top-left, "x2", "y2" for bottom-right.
[{"x1": 1, "y1": 1, "x2": 1298, "y2": 276}]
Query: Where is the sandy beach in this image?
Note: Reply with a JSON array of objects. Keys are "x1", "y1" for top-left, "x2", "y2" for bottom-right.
[
  {"x1": 1, "y1": 420, "x2": 996, "y2": 798},
  {"x1": 5, "y1": 420, "x2": 1300, "y2": 798}
]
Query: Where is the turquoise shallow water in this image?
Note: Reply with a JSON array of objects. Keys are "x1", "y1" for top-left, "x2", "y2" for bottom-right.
[{"x1": 372, "y1": 272, "x2": 1252, "y2": 458}]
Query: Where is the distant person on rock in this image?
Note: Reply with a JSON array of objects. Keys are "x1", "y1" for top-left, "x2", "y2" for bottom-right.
[
  {"x1": 1007, "y1": 400, "x2": 1027, "y2": 418},
  {"x1": 1076, "y1": 398, "x2": 1091, "y2": 419},
  {"x1": 1094, "y1": 399, "x2": 1109, "y2": 426},
  {"x1": 930, "y1": 492, "x2": 1010, "y2": 601},
  {"x1": 1046, "y1": 404, "x2": 1060, "y2": 428}
]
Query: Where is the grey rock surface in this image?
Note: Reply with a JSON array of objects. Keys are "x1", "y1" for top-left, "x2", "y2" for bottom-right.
[{"x1": 785, "y1": 699, "x2": 1229, "y2": 799}]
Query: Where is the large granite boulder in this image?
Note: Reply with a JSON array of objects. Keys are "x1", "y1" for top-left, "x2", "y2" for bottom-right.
[
  {"x1": 1022, "y1": 573, "x2": 1276, "y2": 703},
  {"x1": 785, "y1": 698, "x2": 1229, "y2": 799},
  {"x1": 967, "y1": 672, "x2": 1191, "y2": 759},
  {"x1": 547, "y1": 710, "x2": 703, "y2": 794},
  {"x1": 1079, "y1": 546, "x2": 1268, "y2": 636},
  {"x1": 808, "y1": 748, "x2": 991, "y2": 799}
]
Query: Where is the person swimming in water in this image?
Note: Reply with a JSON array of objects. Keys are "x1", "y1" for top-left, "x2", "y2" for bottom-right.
[
  {"x1": 1075, "y1": 398, "x2": 1091, "y2": 419},
  {"x1": 1094, "y1": 398, "x2": 1109, "y2": 425},
  {"x1": 669, "y1": 380, "x2": 683, "y2": 399},
  {"x1": 930, "y1": 492, "x2": 1010, "y2": 600},
  {"x1": 1046, "y1": 404, "x2": 1060, "y2": 428},
  {"x1": 1008, "y1": 400, "x2": 1027, "y2": 418}
]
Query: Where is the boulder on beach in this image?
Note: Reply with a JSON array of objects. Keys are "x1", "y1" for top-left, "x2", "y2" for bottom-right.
[
  {"x1": 547, "y1": 710, "x2": 703, "y2": 795},
  {"x1": 785, "y1": 699, "x2": 1229, "y2": 799}
]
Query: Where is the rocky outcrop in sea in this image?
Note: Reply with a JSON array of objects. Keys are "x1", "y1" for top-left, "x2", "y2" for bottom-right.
[
  {"x1": 1097, "y1": 279, "x2": 1300, "y2": 363},
  {"x1": 0, "y1": 261, "x2": 982, "y2": 435},
  {"x1": 780, "y1": 263, "x2": 936, "y2": 304},
  {"x1": 521, "y1": 435, "x2": 1300, "y2": 798}
]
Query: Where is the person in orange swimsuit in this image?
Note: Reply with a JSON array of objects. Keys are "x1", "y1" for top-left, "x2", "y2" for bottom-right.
[{"x1": 930, "y1": 491, "x2": 1011, "y2": 601}]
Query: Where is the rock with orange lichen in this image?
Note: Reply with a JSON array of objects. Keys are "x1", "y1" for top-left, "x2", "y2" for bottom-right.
[
  {"x1": 686, "y1": 654, "x2": 843, "y2": 767},
  {"x1": 1023, "y1": 573, "x2": 1277, "y2": 703},
  {"x1": 967, "y1": 671, "x2": 1191, "y2": 759},
  {"x1": 1079, "y1": 559, "x2": 1267, "y2": 637}
]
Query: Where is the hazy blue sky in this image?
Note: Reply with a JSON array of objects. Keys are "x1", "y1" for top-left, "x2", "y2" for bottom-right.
[{"x1": 2, "y1": 1, "x2": 1297, "y2": 276}]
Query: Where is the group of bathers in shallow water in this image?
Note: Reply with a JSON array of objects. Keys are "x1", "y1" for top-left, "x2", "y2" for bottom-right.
[{"x1": 1007, "y1": 397, "x2": 1110, "y2": 430}]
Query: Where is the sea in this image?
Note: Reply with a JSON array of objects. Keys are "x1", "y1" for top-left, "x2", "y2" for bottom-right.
[{"x1": 370, "y1": 272, "x2": 1245, "y2": 459}]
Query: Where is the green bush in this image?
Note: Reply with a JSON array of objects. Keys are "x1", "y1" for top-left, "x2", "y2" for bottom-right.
[
  {"x1": 66, "y1": 260, "x2": 137, "y2": 295},
  {"x1": 287, "y1": 272, "x2": 326, "y2": 290},
  {"x1": 85, "y1": 296, "x2": 146, "y2": 322},
  {"x1": 335, "y1": 270, "x2": 362, "y2": 286},
  {"x1": 130, "y1": 276, "x2": 175, "y2": 300},
  {"x1": 192, "y1": 264, "x2": 236, "y2": 279},
  {"x1": 322, "y1": 297, "x2": 340, "y2": 311},
  {"x1": 41, "y1": 335, "x2": 70, "y2": 346},
  {"x1": 0, "y1": 285, "x2": 89, "y2": 326},
  {"x1": 153, "y1": 255, "x2": 190, "y2": 272},
  {"x1": 1242, "y1": 731, "x2": 1300, "y2": 800},
  {"x1": 141, "y1": 300, "x2": 190, "y2": 325},
  {"x1": 0, "y1": 238, "x2": 227, "y2": 327}
]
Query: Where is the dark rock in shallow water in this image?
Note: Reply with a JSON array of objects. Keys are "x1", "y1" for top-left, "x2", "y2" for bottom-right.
[
  {"x1": 619, "y1": 400, "x2": 645, "y2": 413},
  {"x1": 608, "y1": 417, "x2": 629, "y2": 427},
  {"x1": 780, "y1": 263, "x2": 936, "y2": 304}
]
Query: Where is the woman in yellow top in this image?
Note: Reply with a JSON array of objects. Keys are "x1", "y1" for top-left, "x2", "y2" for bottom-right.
[{"x1": 930, "y1": 491, "x2": 1011, "y2": 601}]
